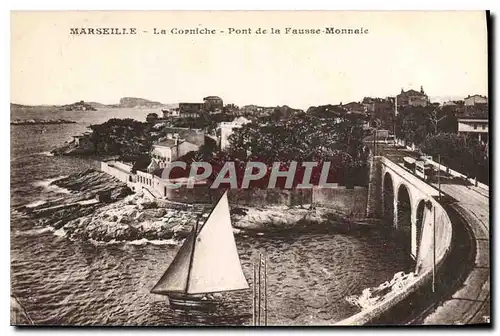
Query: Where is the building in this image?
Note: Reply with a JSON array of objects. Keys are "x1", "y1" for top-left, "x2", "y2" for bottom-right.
[
  {"x1": 458, "y1": 118, "x2": 489, "y2": 144},
  {"x1": 162, "y1": 127, "x2": 205, "y2": 147},
  {"x1": 464, "y1": 94, "x2": 488, "y2": 106},
  {"x1": 219, "y1": 116, "x2": 251, "y2": 150},
  {"x1": 241, "y1": 105, "x2": 264, "y2": 114},
  {"x1": 179, "y1": 103, "x2": 204, "y2": 118},
  {"x1": 224, "y1": 103, "x2": 239, "y2": 114},
  {"x1": 72, "y1": 132, "x2": 94, "y2": 151},
  {"x1": 150, "y1": 138, "x2": 201, "y2": 169},
  {"x1": 203, "y1": 96, "x2": 224, "y2": 112},
  {"x1": 396, "y1": 86, "x2": 429, "y2": 108},
  {"x1": 342, "y1": 102, "x2": 366, "y2": 114},
  {"x1": 162, "y1": 108, "x2": 180, "y2": 118},
  {"x1": 362, "y1": 97, "x2": 393, "y2": 114}
]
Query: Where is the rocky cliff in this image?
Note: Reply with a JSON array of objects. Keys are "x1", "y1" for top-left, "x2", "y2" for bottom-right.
[{"x1": 118, "y1": 97, "x2": 164, "y2": 108}]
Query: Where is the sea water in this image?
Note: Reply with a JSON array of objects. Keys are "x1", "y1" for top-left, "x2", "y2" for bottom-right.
[{"x1": 10, "y1": 108, "x2": 411, "y2": 326}]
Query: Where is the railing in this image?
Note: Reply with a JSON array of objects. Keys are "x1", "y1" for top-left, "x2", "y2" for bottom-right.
[{"x1": 425, "y1": 159, "x2": 489, "y2": 191}]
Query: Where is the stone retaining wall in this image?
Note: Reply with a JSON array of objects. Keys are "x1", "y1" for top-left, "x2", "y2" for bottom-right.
[{"x1": 336, "y1": 198, "x2": 453, "y2": 325}]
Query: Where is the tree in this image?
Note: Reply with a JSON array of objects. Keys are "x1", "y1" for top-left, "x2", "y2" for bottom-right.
[
  {"x1": 223, "y1": 112, "x2": 365, "y2": 185},
  {"x1": 88, "y1": 118, "x2": 151, "y2": 158},
  {"x1": 396, "y1": 106, "x2": 459, "y2": 146},
  {"x1": 396, "y1": 106, "x2": 434, "y2": 145},
  {"x1": 420, "y1": 133, "x2": 488, "y2": 183}
]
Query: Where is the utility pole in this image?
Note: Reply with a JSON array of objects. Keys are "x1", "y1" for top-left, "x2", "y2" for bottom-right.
[
  {"x1": 432, "y1": 204, "x2": 436, "y2": 293},
  {"x1": 438, "y1": 154, "x2": 441, "y2": 201},
  {"x1": 394, "y1": 95, "x2": 398, "y2": 146},
  {"x1": 371, "y1": 119, "x2": 380, "y2": 158}
]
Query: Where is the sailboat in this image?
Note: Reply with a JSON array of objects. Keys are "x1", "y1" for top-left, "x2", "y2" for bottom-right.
[{"x1": 151, "y1": 190, "x2": 249, "y2": 310}]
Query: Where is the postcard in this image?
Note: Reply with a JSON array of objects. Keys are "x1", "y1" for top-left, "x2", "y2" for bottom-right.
[{"x1": 10, "y1": 10, "x2": 490, "y2": 326}]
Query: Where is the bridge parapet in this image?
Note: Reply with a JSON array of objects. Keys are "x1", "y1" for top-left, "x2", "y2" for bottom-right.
[{"x1": 338, "y1": 155, "x2": 453, "y2": 325}]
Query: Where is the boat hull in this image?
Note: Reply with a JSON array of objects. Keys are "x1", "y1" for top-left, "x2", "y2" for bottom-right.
[{"x1": 167, "y1": 294, "x2": 219, "y2": 311}]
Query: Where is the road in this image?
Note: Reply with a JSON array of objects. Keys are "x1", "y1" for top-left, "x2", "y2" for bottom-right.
[
  {"x1": 422, "y1": 179, "x2": 490, "y2": 325},
  {"x1": 433, "y1": 181, "x2": 489, "y2": 235}
]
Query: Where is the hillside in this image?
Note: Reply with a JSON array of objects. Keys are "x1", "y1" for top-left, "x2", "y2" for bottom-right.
[
  {"x1": 118, "y1": 97, "x2": 164, "y2": 108},
  {"x1": 62, "y1": 101, "x2": 97, "y2": 111},
  {"x1": 12, "y1": 98, "x2": 177, "y2": 111},
  {"x1": 86, "y1": 102, "x2": 109, "y2": 109}
]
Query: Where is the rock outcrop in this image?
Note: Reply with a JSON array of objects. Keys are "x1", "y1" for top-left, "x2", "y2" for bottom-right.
[
  {"x1": 118, "y1": 97, "x2": 164, "y2": 108},
  {"x1": 21, "y1": 169, "x2": 348, "y2": 244},
  {"x1": 11, "y1": 119, "x2": 76, "y2": 125}
]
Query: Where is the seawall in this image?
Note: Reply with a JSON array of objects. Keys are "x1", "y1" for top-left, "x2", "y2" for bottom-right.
[
  {"x1": 100, "y1": 160, "x2": 368, "y2": 217},
  {"x1": 336, "y1": 192, "x2": 453, "y2": 325}
]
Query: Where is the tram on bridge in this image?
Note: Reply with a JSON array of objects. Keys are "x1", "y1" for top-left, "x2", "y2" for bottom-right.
[{"x1": 403, "y1": 157, "x2": 435, "y2": 182}]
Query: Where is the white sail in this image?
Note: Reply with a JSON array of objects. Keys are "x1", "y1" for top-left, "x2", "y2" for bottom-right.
[
  {"x1": 151, "y1": 191, "x2": 249, "y2": 296},
  {"x1": 186, "y1": 191, "x2": 249, "y2": 294},
  {"x1": 150, "y1": 230, "x2": 195, "y2": 294}
]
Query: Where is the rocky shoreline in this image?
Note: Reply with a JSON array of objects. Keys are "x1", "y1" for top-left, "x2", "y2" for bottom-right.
[
  {"x1": 11, "y1": 118, "x2": 76, "y2": 125},
  {"x1": 50, "y1": 141, "x2": 92, "y2": 156},
  {"x1": 21, "y1": 169, "x2": 359, "y2": 244}
]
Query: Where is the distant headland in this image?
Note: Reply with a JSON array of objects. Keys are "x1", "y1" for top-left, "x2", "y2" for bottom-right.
[{"x1": 11, "y1": 97, "x2": 178, "y2": 111}]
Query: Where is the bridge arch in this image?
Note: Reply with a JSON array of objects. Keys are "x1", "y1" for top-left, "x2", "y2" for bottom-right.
[
  {"x1": 415, "y1": 199, "x2": 427, "y2": 261},
  {"x1": 378, "y1": 157, "x2": 442, "y2": 261},
  {"x1": 396, "y1": 183, "x2": 412, "y2": 231},
  {"x1": 396, "y1": 184, "x2": 412, "y2": 259},
  {"x1": 382, "y1": 172, "x2": 395, "y2": 226}
]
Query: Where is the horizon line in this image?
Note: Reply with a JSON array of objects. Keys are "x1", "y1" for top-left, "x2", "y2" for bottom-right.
[{"x1": 10, "y1": 92, "x2": 488, "y2": 110}]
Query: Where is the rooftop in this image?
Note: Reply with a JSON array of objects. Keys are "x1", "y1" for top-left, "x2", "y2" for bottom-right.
[
  {"x1": 154, "y1": 139, "x2": 181, "y2": 148},
  {"x1": 400, "y1": 89, "x2": 426, "y2": 96}
]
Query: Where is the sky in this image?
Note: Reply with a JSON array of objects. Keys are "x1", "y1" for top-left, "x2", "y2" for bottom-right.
[{"x1": 11, "y1": 11, "x2": 488, "y2": 110}]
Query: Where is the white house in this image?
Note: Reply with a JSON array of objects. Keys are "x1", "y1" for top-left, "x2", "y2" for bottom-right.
[
  {"x1": 151, "y1": 138, "x2": 200, "y2": 168},
  {"x1": 162, "y1": 108, "x2": 180, "y2": 118},
  {"x1": 464, "y1": 95, "x2": 488, "y2": 106},
  {"x1": 458, "y1": 118, "x2": 489, "y2": 144},
  {"x1": 219, "y1": 117, "x2": 251, "y2": 150}
]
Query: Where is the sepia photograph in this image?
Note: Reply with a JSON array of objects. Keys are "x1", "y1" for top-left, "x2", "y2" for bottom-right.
[{"x1": 10, "y1": 10, "x2": 490, "y2": 326}]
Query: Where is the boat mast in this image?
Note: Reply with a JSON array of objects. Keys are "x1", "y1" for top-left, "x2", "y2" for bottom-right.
[
  {"x1": 183, "y1": 213, "x2": 203, "y2": 295},
  {"x1": 252, "y1": 262, "x2": 256, "y2": 326},
  {"x1": 258, "y1": 253, "x2": 262, "y2": 325},
  {"x1": 264, "y1": 255, "x2": 268, "y2": 326}
]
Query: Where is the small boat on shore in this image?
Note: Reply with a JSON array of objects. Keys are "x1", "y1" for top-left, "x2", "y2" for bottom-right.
[{"x1": 151, "y1": 191, "x2": 249, "y2": 311}]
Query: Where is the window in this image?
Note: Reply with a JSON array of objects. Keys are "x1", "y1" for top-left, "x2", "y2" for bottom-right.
[{"x1": 474, "y1": 124, "x2": 478, "y2": 130}]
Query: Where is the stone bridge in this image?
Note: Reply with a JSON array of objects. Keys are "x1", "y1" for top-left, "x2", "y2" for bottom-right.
[
  {"x1": 367, "y1": 156, "x2": 446, "y2": 265},
  {"x1": 340, "y1": 153, "x2": 486, "y2": 325}
]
